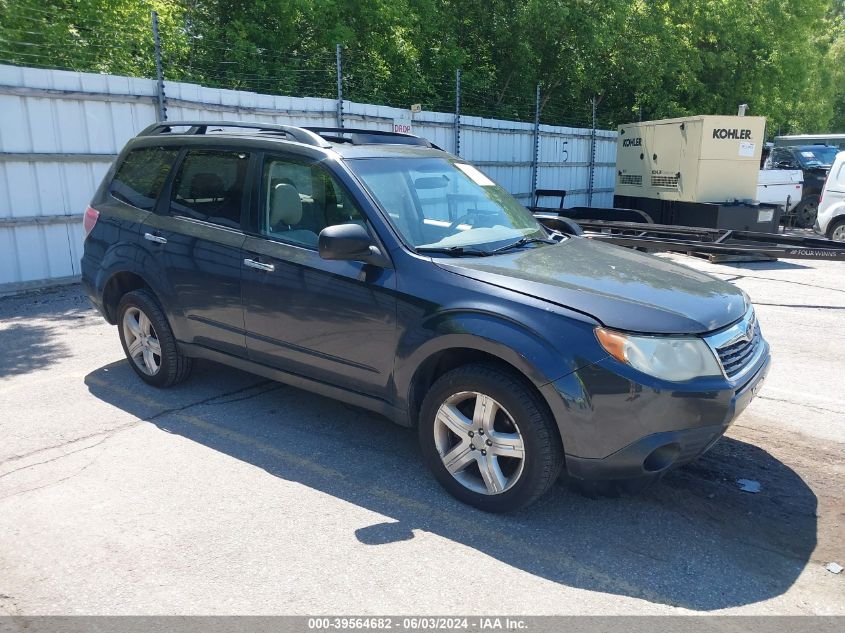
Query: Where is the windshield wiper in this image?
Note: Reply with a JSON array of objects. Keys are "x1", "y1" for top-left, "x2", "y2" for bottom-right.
[
  {"x1": 416, "y1": 246, "x2": 491, "y2": 257},
  {"x1": 489, "y1": 236, "x2": 557, "y2": 255}
]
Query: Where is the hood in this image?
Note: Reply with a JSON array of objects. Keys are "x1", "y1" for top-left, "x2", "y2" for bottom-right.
[{"x1": 436, "y1": 237, "x2": 747, "y2": 334}]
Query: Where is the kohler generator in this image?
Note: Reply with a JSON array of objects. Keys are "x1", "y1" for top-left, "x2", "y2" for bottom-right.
[{"x1": 613, "y1": 115, "x2": 780, "y2": 231}]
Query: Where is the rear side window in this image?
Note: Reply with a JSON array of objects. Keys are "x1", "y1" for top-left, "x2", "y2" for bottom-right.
[
  {"x1": 109, "y1": 147, "x2": 179, "y2": 211},
  {"x1": 169, "y1": 150, "x2": 249, "y2": 228}
]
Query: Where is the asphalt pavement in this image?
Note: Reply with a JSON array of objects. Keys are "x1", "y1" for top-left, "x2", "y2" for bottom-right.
[{"x1": 0, "y1": 254, "x2": 843, "y2": 615}]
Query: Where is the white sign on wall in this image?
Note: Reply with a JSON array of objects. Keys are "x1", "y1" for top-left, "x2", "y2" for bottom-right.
[{"x1": 393, "y1": 117, "x2": 413, "y2": 134}]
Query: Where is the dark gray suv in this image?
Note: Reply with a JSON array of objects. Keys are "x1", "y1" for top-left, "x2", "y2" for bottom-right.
[{"x1": 81, "y1": 121, "x2": 770, "y2": 512}]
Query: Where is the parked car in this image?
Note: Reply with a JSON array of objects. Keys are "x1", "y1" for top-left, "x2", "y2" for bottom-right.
[
  {"x1": 81, "y1": 121, "x2": 770, "y2": 512},
  {"x1": 766, "y1": 144, "x2": 839, "y2": 227},
  {"x1": 815, "y1": 150, "x2": 845, "y2": 242}
]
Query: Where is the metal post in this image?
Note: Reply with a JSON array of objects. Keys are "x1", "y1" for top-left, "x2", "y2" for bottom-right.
[
  {"x1": 151, "y1": 11, "x2": 166, "y2": 122},
  {"x1": 336, "y1": 44, "x2": 343, "y2": 129},
  {"x1": 454, "y1": 69, "x2": 461, "y2": 156},
  {"x1": 588, "y1": 95, "x2": 597, "y2": 207},
  {"x1": 531, "y1": 84, "x2": 540, "y2": 206}
]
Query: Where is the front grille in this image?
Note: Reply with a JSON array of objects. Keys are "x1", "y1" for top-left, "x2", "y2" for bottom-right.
[
  {"x1": 651, "y1": 174, "x2": 679, "y2": 188},
  {"x1": 716, "y1": 321, "x2": 762, "y2": 378},
  {"x1": 619, "y1": 174, "x2": 642, "y2": 186}
]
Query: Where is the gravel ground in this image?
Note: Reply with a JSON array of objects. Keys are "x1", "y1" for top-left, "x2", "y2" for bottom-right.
[{"x1": 0, "y1": 254, "x2": 843, "y2": 615}]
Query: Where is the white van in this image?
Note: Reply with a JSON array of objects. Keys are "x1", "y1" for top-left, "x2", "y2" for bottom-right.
[{"x1": 816, "y1": 151, "x2": 845, "y2": 241}]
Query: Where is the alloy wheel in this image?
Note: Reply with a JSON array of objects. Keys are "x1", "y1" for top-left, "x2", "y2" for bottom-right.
[
  {"x1": 122, "y1": 306, "x2": 162, "y2": 376},
  {"x1": 832, "y1": 224, "x2": 845, "y2": 242},
  {"x1": 433, "y1": 391, "x2": 526, "y2": 495}
]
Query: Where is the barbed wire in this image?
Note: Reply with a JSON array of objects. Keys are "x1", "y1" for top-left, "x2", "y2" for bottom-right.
[{"x1": 0, "y1": 18, "x2": 620, "y2": 130}]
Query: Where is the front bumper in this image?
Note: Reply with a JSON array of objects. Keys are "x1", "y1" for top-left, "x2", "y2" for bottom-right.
[{"x1": 545, "y1": 343, "x2": 771, "y2": 482}]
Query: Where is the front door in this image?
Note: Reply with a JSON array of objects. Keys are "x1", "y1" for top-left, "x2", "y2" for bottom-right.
[{"x1": 240, "y1": 153, "x2": 397, "y2": 399}]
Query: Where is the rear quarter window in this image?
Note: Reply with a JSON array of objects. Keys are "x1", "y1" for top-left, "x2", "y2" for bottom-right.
[{"x1": 109, "y1": 147, "x2": 179, "y2": 211}]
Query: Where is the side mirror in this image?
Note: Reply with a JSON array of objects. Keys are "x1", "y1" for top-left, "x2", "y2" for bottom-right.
[{"x1": 318, "y1": 223, "x2": 389, "y2": 266}]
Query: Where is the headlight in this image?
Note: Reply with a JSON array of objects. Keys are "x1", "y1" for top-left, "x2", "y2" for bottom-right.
[{"x1": 595, "y1": 327, "x2": 722, "y2": 382}]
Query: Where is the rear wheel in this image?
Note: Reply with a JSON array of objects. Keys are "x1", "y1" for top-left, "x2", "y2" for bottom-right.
[
  {"x1": 793, "y1": 195, "x2": 819, "y2": 228},
  {"x1": 117, "y1": 289, "x2": 192, "y2": 388},
  {"x1": 419, "y1": 363, "x2": 563, "y2": 512}
]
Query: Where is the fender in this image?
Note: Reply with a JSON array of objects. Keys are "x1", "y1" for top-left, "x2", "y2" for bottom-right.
[{"x1": 392, "y1": 304, "x2": 605, "y2": 423}]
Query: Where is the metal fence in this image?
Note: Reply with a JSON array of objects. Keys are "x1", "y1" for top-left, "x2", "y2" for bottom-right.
[{"x1": 0, "y1": 57, "x2": 616, "y2": 293}]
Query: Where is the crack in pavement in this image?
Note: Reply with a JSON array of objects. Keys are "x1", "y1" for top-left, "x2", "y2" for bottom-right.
[
  {"x1": 0, "y1": 458, "x2": 98, "y2": 501},
  {"x1": 0, "y1": 420, "x2": 140, "y2": 468},
  {"x1": 0, "y1": 435, "x2": 110, "y2": 481},
  {"x1": 716, "y1": 273, "x2": 845, "y2": 295},
  {"x1": 141, "y1": 379, "x2": 273, "y2": 423},
  {"x1": 0, "y1": 379, "x2": 275, "y2": 474},
  {"x1": 757, "y1": 395, "x2": 845, "y2": 416}
]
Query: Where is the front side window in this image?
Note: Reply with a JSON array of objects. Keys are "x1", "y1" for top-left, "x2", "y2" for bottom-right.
[
  {"x1": 261, "y1": 156, "x2": 366, "y2": 248},
  {"x1": 170, "y1": 150, "x2": 249, "y2": 228},
  {"x1": 769, "y1": 148, "x2": 794, "y2": 169},
  {"x1": 347, "y1": 157, "x2": 546, "y2": 252},
  {"x1": 109, "y1": 146, "x2": 179, "y2": 211}
]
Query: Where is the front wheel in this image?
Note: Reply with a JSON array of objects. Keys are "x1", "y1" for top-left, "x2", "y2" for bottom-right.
[
  {"x1": 419, "y1": 363, "x2": 564, "y2": 512},
  {"x1": 827, "y1": 218, "x2": 845, "y2": 242}
]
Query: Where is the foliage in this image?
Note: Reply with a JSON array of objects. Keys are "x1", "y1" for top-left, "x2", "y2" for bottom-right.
[{"x1": 0, "y1": 0, "x2": 841, "y2": 133}]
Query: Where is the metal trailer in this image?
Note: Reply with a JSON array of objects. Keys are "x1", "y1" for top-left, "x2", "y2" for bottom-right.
[{"x1": 535, "y1": 214, "x2": 845, "y2": 261}]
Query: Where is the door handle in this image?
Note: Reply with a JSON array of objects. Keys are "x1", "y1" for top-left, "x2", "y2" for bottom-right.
[
  {"x1": 243, "y1": 258, "x2": 275, "y2": 272},
  {"x1": 144, "y1": 232, "x2": 167, "y2": 244}
]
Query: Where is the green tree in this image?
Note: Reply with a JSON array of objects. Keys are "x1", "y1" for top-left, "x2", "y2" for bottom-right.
[{"x1": 0, "y1": 0, "x2": 841, "y2": 133}]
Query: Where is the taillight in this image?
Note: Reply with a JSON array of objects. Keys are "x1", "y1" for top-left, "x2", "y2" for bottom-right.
[{"x1": 83, "y1": 206, "x2": 100, "y2": 239}]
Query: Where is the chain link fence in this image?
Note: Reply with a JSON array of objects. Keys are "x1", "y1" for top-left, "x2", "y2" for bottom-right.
[
  {"x1": 0, "y1": 5, "x2": 619, "y2": 128},
  {"x1": 0, "y1": 6, "x2": 623, "y2": 293}
]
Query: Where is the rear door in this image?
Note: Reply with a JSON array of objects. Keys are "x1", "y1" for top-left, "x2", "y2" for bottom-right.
[
  {"x1": 822, "y1": 155, "x2": 845, "y2": 217},
  {"x1": 141, "y1": 148, "x2": 252, "y2": 357},
  {"x1": 240, "y1": 152, "x2": 397, "y2": 399}
]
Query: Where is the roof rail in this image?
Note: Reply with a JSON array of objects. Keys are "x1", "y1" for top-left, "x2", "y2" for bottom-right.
[
  {"x1": 303, "y1": 127, "x2": 434, "y2": 148},
  {"x1": 136, "y1": 120, "x2": 332, "y2": 148}
]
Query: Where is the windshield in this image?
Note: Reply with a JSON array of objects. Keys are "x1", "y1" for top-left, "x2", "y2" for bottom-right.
[
  {"x1": 797, "y1": 146, "x2": 838, "y2": 168},
  {"x1": 347, "y1": 157, "x2": 547, "y2": 252}
]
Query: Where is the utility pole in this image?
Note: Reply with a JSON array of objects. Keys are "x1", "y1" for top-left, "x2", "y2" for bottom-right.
[
  {"x1": 588, "y1": 96, "x2": 597, "y2": 207},
  {"x1": 336, "y1": 44, "x2": 343, "y2": 129},
  {"x1": 454, "y1": 69, "x2": 461, "y2": 156},
  {"x1": 531, "y1": 84, "x2": 540, "y2": 205},
  {"x1": 151, "y1": 11, "x2": 166, "y2": 122}
]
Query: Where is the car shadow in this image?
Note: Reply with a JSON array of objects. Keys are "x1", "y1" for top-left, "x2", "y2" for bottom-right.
[
  {"x1": 726, "y1": 260, "x2": 812, "y2": 271},
  {"x1": 84, "y1": 359, "x2": 817, "y2": 611}
]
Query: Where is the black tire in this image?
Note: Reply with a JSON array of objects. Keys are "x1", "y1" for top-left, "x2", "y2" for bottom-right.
[
  {"x1": 827, "y1": 218, "x2": 845, "y2": 242},
  {"x1": 117, "y1": 289, "x2": 192, "y2": 388},
  {"x1": 793, "y1": 195, "x2": 819, "y2": 228},
  {"x1": 418, "y1": 363, "x2": 564, "y2": 512}
]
